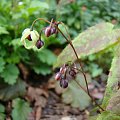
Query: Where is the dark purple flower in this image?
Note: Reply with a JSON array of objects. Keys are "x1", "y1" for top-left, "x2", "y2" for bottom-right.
[
  {"x1": 60, "y1": 79, "x2": 68, "y2": 88},
  {"x1": 51, "y1": 27, "x2": 57, "y2": 35},
  {"x1": 45, "y1": 24, "x2": 58, "y2": 37},
  {"x1": 55, "y1": 64, "x2": 78, "y2": 89},
  {"x1": 55, "y1": 72, "x2": 62, "y2": 81},
  {"x1": 36, "y1": 40, "x2": 44, "y2": 49},
  {"x1": 45, "y1": 26, "x2": 52, "y2": 37},
  {"x1": 69, "y1": 69, "x2": 77, "y2": 78}
]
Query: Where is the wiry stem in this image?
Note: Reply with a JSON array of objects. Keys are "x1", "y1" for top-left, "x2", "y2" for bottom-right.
[
  {"x1": 56, "y1": 26, "x2": 105, "y2": 111},
  {"x1": 74, "y1": 79, "x2": 105, "y2": 111},
  {"x1": 58, "y1": 23, "x2": 91, "y2": 96},
  {"x1": 56, "y1": 27, "x2": 90, "y2": 95},
  {"x1": 30, "y1": 18, "x2": 105, "y2": 111},
  {"x1": 30, "y1": 18, "x2": 51, "y2": 30}
]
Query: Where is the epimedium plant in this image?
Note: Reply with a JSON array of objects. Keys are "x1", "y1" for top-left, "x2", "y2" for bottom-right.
[
  {"x1": 0, "y1": 0, "x2": 120, "y2": 119},
  {"x1": 48, "y1": 0, "x2": 120, "y2": 79},
  {"x1": 21, "y1": 17, "x2": 120, "y2": 119},
  {"x1": 54, "y1": 22, "x2": 120, "y2": 119}
]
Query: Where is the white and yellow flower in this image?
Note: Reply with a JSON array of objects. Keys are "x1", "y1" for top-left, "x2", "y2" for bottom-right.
[{"x1": 21, "y1": 28, "x2": 39, "y2": 49}]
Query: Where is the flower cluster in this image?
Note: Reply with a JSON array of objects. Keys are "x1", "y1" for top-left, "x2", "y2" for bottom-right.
[
  {"x1": 21, "y1": 21, "x2": 58, "y2": 49},
  {"x1": 55, "y1": 64, "x2": 78, "y2": 88},
  {"x1": 45, "y1": 23, "x2": 58, "y2": 37},
  {"x1": 21, "y1": 19, "x2": 78, "y2": 89}
]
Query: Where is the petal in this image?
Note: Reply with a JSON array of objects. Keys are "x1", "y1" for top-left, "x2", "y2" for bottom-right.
[
  {"x1": 21, "y1": 28, "x2": 31, "y2": 42},
  {"x1": 22, "y1": 40, "x2": 35, "y2": 49},
  {"x1": 22, "y1": 28, "x2": 31, "y2": 35},
  {"x1": 30, "y1": 30, "x2": 39, "y2": 42}
]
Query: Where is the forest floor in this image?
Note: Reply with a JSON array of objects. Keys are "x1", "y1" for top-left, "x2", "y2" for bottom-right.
[{"x1": 4, "y1": 64, "x2": 106, "y2": 120}]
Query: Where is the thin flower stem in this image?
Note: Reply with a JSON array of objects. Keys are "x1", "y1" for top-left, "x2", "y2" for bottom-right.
[
  {"x1": 56, "y1": 27, "x2": 90, "y2": 95},
  {"x1": 39, "y1": 28, "x2": 45, "y2": 39},
  {"x1": 30, "y1": 18, "x2": 105, "y2": 111},
  {"x1": 74, "y1": 79, "x2": 105, "y2": 111},
  {"x1": 30, "y1": 18, "x2": 51, "y2": 30},
  {"x1": 56, "y1": 26, "x2": 105, "y2": 111},
  {"x1": 59, "y1": 22, "x2": 72, "y2": 41},
  {"x1": 57, "y1": 23, "x2": 90, "y2": 96}
]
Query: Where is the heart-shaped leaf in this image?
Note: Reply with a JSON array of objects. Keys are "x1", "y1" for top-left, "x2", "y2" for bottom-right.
[{"x1": 54, "y1": 23, "x2": 120, "y2": 68}]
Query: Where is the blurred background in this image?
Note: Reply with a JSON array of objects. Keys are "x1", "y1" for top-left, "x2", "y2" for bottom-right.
[{"x1": 0, "y1": 0, "x2": 120, "y2": 120}]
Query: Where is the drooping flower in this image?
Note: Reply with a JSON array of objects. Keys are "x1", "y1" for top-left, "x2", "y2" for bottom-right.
[
  {"x1": 44, "y1": 24, "x2": 58, "y2": 37},
  {"x1": 21, "y1": 28, "x2": 39, "y2": 49},
  {"x1": 55, "y1": 64, "x2": 78, "y2": 88},
  {"x1": 60, "y1": 79, "x2": 68, "y2": 88},
  {"x1": 44, "y1": 26, "x2": 52, "y2": 37},
  {"x1": 35, "y1": 40, "x2": 44, "y2": 49}
]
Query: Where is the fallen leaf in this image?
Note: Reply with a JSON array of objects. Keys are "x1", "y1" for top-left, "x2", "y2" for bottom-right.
[{"x1": 35, "y1": 106, "x2": 42, "y2": 120}]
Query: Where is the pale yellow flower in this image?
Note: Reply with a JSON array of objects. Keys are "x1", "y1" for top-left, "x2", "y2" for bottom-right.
[{"x1": 21, "y1": 28, "x2": 39, "y2": 49}]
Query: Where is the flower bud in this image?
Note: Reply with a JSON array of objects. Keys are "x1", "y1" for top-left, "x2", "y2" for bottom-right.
[
  {"x1": 60, "y1": 79, "x2": 68, "y2": 88},
  {"x1": 45, "y1": 26, "x2": 52, "y2": 37},
  {"x1": 55, "y1": 72, "x2": 61, "y2": 81},
  {"x1": 69, "y1": 69, "x2": 76, "y2": 78},
  {"x1": 36, "y1": 40, "x2": 44, "y2": 49},
  {"x1": 51, "y1": 27, "x2": 57, "y2": 34},
  {"x1": 60, "y1": 64, "x2": 68, "y2": 74}
]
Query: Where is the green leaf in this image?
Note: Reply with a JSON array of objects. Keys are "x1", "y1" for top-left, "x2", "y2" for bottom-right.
[
  {"x1": 54, "y1": 23, "x2": 120, "y2": 68},
  {"x1": 0, "y1": 103, "x2": 5, "y2": 119},
  {"x1": 97, "y1": 111, "x2": 120, "y2": 120},
  {"x1": 29, "y1": 0, "x2": 49, "y2": 9},
  {"x1": 0, "y1": 26, "x2": 9, "y2": 35},
  {"x1": 62, "y1": 73, "x2": 91, "y2": 110},
  {"x1": 0, "y1": 79, "x2": 26, "y2": 101},
  {"x1": 6, "y1": 51, "x2": 21, "y2": 64},
  {"x1": 0, "y1": 57, "x2": 5, "y2": 73},
  {"x1": 102, "y1": 45, "x2": 120, "y2": 108},
  {"x1": 10, "y1": 38, "x2": 22, "y2": 48},
  {"x1": 0, "y1": 113, "x2": 5, "y2": 120},
  {"x1": 1, "y1": 64, "x2": 19, "y2": 85},
  {"x1": 37, "y1": 49, "x2": 57, "y2": 65},
  {"x1": 89, "y1": 63, "x2": 103, "y2": 77},
  {"x1": 33, "y1": 63, "x2": 51, "y2": 75},
  {"x1": 0, "y1": 104, "x2": 5, "y2": 113},
  {"x1": 28, "y1": 0, "x2": 49, "y2": 14},
  {"x1": 12, "y1": 98, "x2": 31, "y2": 120}
]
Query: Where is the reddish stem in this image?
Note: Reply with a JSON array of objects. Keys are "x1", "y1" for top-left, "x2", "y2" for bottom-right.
[
  {"x1": 56, "y1": 26, "x2": 105, "y2": 111},
  {"x1": 31, "y1": 18, "x2": 105, "y2": 111}
]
